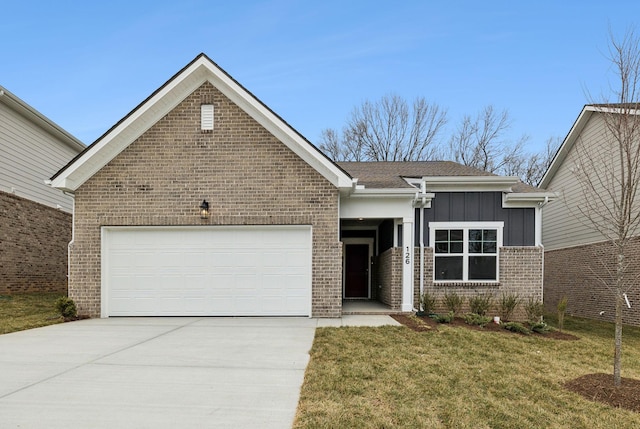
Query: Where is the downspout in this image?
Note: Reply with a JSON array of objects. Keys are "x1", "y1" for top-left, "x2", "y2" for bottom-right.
[
  {"x1": 419, "y1": 180, "x2": 427, "y2": 311},
  {"x1": 537, "y1": 195, "x2": 550, "y2": 304}
]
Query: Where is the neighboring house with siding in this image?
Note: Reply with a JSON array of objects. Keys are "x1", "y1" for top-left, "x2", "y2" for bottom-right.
[
  {"x1": 541, "y1": 104, "x2": 640, "y2": 327},
  {"x1": 0, "y1": 85, "x2": 84, "y2": 293},
  {"x1": 50, "y1": 54, "x2": 554, "y2": 318}
]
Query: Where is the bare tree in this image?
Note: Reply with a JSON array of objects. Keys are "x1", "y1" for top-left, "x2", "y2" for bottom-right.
[
  {"x1": 572, "y1": 28, "x2": 640, "y2": 387},
  {"x1": 318, "y1": 94, "x2": 448, "y2": 161},
  {"x1": 448, "y1": 105, "x2": 532, "y2": 176},
  {"x1": 503, "y1": 136, "x2": 561, "y2": 186}
]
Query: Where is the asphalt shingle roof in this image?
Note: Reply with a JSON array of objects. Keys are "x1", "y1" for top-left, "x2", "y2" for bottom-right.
[{"x1": 337, "y1": 161, "x2": 542, "y2": 192}]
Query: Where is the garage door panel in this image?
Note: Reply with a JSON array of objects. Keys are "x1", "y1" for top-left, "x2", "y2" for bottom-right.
[{"x1": 103, "y1": 226, "x2": 311, "y2": 316}]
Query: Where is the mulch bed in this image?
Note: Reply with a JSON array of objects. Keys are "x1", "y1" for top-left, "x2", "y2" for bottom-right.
[
  {"x1": 392, "y1": 314, "x2": 639, "y2": 413},
  {"x1": 565, "y1": 373, "x2": 640, "y2": 413},
  {"x1": 391, "y1": 314, "x2": 579, "y2": 340}
]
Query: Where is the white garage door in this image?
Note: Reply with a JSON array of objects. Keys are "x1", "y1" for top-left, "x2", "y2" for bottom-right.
[{"x1": 102, "y1": 226, "x2": 312, "y2": 317}]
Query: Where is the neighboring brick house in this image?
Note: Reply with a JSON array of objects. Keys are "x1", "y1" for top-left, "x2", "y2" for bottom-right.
[
  {"x1": 541, "y1": 105, "x2": 640, "y2": 327},
  {"x1": 51, "y1": 54, "x2": 553, "y2": 318},
  {"x1": 0, "y1": 86, "x2": 84, "y2": 294}
]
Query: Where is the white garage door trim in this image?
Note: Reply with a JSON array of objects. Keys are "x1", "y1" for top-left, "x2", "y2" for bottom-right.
[{"x1": 101, "y1": 225, "x2": 312, "y2": 317}]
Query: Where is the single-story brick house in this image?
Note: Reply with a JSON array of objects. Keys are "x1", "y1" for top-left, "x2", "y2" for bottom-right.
[
  {"x1": 1, "y1": 85, "x2": 84, "y2": 294},
  {"x1": 50, "y1": 54, "x2": 554, "y2": 318}
]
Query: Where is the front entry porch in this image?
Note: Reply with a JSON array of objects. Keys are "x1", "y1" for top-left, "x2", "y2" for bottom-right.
[{"x1": 342, "y1": 300, "x2": 403, "y2": 315}]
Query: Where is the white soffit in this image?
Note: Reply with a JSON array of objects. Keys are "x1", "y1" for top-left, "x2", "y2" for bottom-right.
[
  {"x1": 51, "y1": 55, "x2": 352, "y2": 192},
  {"x1": 422, "y1": 176, "x2": 521, "y2": 192}
]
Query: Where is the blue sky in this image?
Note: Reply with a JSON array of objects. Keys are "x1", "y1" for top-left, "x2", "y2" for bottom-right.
[{"x1": 2, "y1": 1, "x2": 640, "y2": 153}]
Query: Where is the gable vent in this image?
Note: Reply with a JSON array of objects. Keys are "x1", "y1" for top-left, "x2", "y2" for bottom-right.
[{"x1": 201, "y1": 104, "x2": 214, "y2": 131}]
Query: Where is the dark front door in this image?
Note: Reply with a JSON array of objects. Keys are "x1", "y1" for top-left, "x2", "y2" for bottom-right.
[{"x1": 345, "y1": 244, "x2": 369, "y2": 298}]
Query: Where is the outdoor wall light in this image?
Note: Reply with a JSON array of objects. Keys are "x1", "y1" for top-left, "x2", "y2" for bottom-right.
[{"x1": 199, "y1": 199, "x2": 210, "y2": 219}]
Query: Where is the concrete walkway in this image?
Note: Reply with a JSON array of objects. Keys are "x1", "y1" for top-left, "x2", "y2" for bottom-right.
[{"x1": 0, "y1": 315, "x2": 399, "y2": 429}]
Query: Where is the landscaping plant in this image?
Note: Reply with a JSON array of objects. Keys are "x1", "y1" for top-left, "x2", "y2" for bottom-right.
[
  {"x1": 502, "y1": 321, "x2": 531, "y2": 335},
  {"x1": 431, "y1": 311, "x2": 454, "y2": 323},
  {"x1": 557, "y1": 295, "x2": 568, "y2": 331},
  {"x1": 443, "y1": 291, "x2": 464, "y2": 316},
  {"x1": 419, "y1": 291, "x2": 437, "y2": 315},
  {"x1": 524, "y1": 296, "x2": 544, "y2": 323},
  {"x1": 468, "y1": 293, "x2": 493, "y2": 316},
  {"x1": 463, "y1": 312, "x2": 492, "y2": 327},
  {"x1": 498, "y1": 292, "x2": 520, "y2": 321},
  {"x1": 55, "y1": 296, "x2": 77, "y2": 319}
]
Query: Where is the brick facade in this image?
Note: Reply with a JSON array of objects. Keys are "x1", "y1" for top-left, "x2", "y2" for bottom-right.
[
  {"x1": 69, "y1": 82, "x2": 342, "y2": 317},
  {"x1": 0, "y1": 191, "x2": 71, "y2": 294},
  {"x1": 376, "y1": 247, "x2": 402, "y2": 310},
  {"x1": 545, "y1": 240, "x2": 640, "y2": 327},
  {"x1": 413, "y1": 246, "x2": 543, "y2": 321}
]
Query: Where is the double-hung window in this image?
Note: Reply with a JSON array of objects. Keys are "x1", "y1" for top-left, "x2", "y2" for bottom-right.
[{"x1": 429, "y1": 222, "x2": 503, "y2": 282}]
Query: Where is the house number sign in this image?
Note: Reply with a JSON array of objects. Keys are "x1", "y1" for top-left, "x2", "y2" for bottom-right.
[{"x1": 405, "y1": 246, "x2": 411, "y2": 264}]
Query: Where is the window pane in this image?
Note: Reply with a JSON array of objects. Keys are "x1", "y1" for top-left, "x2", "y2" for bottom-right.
[
  {"x1": 450, "y1": 241, "x2": 463, "y2": 253},
  {"x1": 435, "y1": 256, "x2": 463, "y2": 280},
  {"x1": 469, "y1": 229, "x2": 482, "y2": 241},
  {"x1": 435, "y1": 230, "x2": 449, "y2": 241},
  {"x1": 450, "y1": 229, "x2": 463, "y2": 241},
  {"x1": 483, "y1": 229, "x2": 497, "y2": 241},
  {"x1": 469, "y1": 241, "x2": 482, "y2": 253},
  {"x1": 435, "y1": 242, "x2": 449, "y2": 253},
  {"x1": 483, "y1": 242, "x2": 497, "y2": 253},
  {"x1": 469, "y1": 256, "x2": 497, "y2": 280}
]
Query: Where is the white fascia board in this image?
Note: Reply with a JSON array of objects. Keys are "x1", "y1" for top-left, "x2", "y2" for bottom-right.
[
  {"x1": 51, "y1": 56, "x2": 352, "y2": 192},
  {"x1": 340, "y1": 194, "x2": 415, "y2": 219},
  {"x1": 0, "y1": 85, "x2": 85, "y2": 152},
  {"x1": 423, "y1": 176, "x2": 520, "y2": 192},
  {"x1": 539, "y1": 107, "x2": 593, "y2": 188},
  {"x1": 347, "y1": 187, "x2": 418, "y2": 198},
  {"x1": 51, "y1": 63, "x2": 209, "y2": 192},
  {"x1": 502, "y1": 191, "x2": 558, "y2": 208}
]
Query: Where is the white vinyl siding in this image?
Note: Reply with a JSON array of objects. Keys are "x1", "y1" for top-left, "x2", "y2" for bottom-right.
[
  {"x1": 0, "y1": 102, "x2": 81, "y2": 212},
  {"x1": 102, "y1": 225, "x2": 312, "y2": 317},
  {"x1": 542, "y1": 113, "x2": 636, "y2": 250}
]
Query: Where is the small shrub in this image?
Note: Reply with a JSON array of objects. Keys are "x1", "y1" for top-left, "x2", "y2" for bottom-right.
[
  {"x1": 503, "y1": 322, "x2": 531, "y2": 335},
  {"x1": 524, "y1": 296, "x2": 544, "y2": 323},
  {"x1": 530, "y1": 321, "x2": 550, "y2": 334},
  {"x1": 55, "y1": 297, "x2": 77, "y2": 319},
  {"x1": 432, "y1": 311, "x2": 455, "y2": 323},
  {"x1": 463, "y1": 312, "x2": 492, "y2": 327},
  {"x1": 443, "y1": 291, "x2": 464, "y2": 316},
  {"x1": 420, "y1": 291, "x2": 437, "y2": 315},
  {"x1": 468, "y1": 294, "x2": 493, "y2": 316},
  {"x1": 498, "y1": 292, "x2": 520, "y2": 322},
  {"x1": 557, "y1": 296, "x2": 568, "y2": 332}
]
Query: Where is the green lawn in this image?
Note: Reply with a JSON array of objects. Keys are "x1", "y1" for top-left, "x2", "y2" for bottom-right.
[
  {"x1": 0, "y1": 292, "x2": 65, "y2": 334},
  {"x1": 294, "y1": 316, "x2": 640, "y2": 428}
]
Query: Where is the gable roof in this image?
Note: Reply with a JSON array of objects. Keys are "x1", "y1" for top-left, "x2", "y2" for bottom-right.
[
  {"x1": 540, "y1": 103, "x2": 640, "y2": 188},
  {"x1": 0, "y1": 85, "x2": 85, "y2": 152},
  {"x1": 50, "y1": 54, "x2": 353, "y2": 192}
]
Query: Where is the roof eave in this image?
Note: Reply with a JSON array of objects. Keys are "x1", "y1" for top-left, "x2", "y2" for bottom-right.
[
  {"x1": 539, "y1": 105, "x2": 594, "y2": 188},
  {"x1": 0, "y1": 85, "x2": 85, "y2": 152},
  {"x1": 50, "y1": 54, "x2": 352, "y2": 191},
  {"x1": 422, "y1": 175, "x2": 521, "y2": 192}
]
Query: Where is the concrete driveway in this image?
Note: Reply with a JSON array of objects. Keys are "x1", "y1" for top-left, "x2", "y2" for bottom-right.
[{"x1": 0, "y1": 317, "x2": 318, "y2": 429}]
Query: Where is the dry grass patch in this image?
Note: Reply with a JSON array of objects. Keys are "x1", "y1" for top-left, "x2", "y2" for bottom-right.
[
  {"x1": 294, "y1": 316, "x2": 640, "y2": 428},
  {"x1": 0, "y1": 292, "x2": 65, "y2": 334}
]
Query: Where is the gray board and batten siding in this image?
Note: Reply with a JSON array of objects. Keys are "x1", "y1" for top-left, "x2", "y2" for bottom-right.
[{"x1": 416, "y1": 192, "x2": 535, "y2": 246}]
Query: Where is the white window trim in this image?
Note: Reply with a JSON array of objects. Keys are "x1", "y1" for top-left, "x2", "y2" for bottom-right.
[{"x1": 429, "y1": 221, "x2": 504, "y2": 283}]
